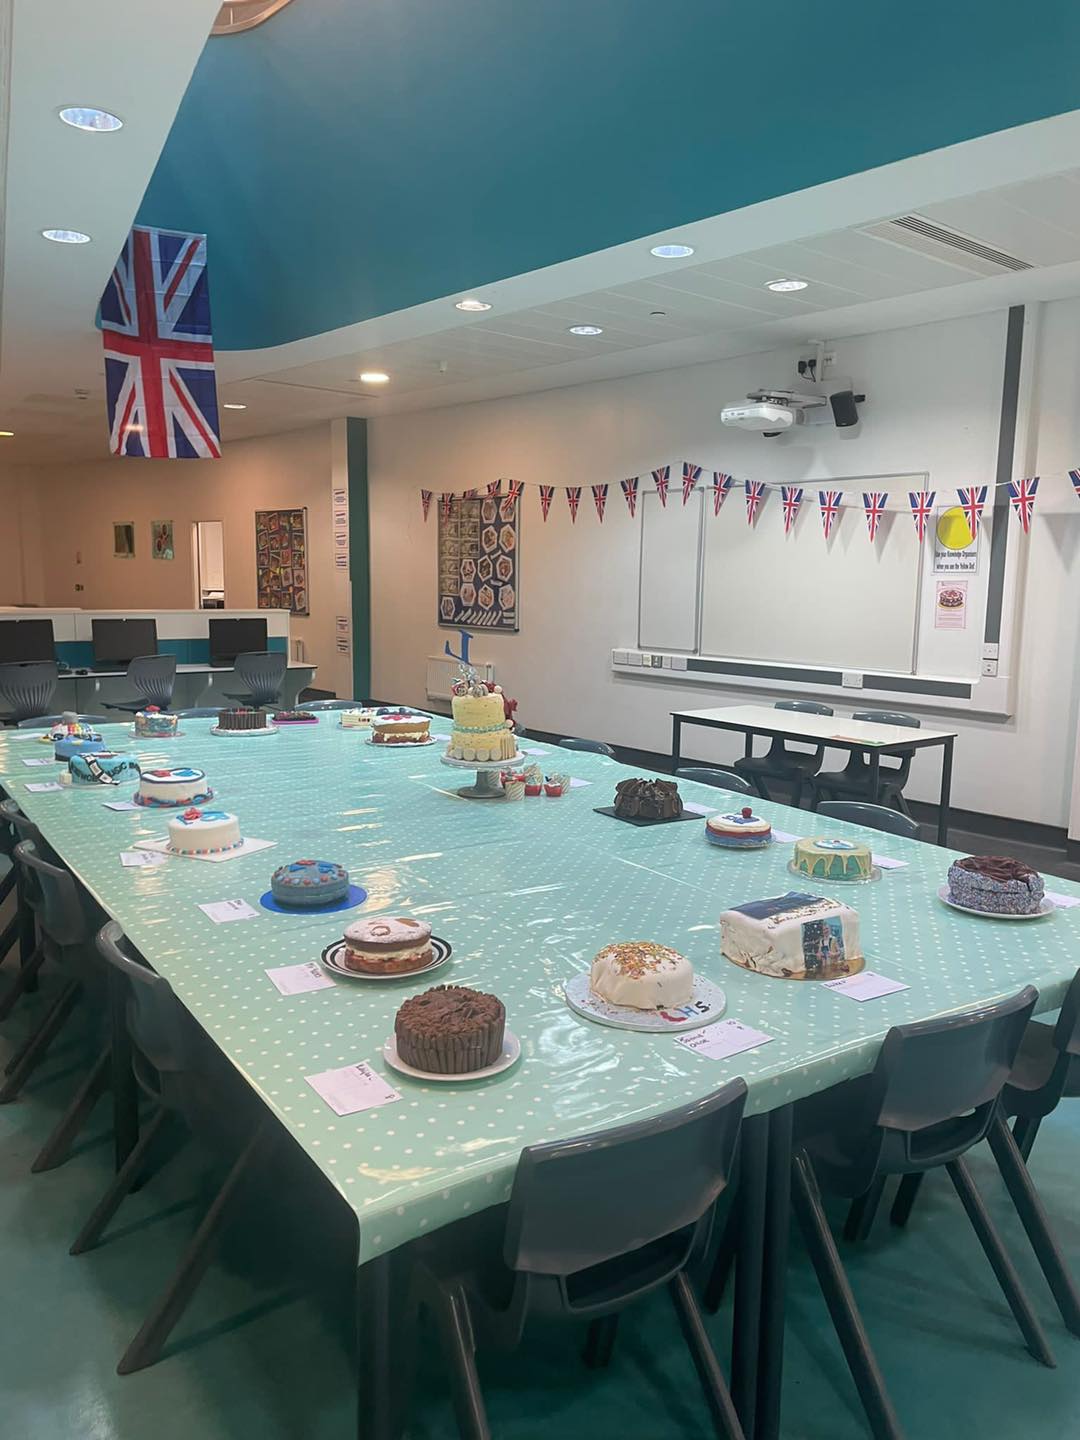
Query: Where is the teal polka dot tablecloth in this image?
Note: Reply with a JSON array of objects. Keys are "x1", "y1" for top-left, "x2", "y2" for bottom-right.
[{"x1": 2, "y1": 719, "x2": 1077, "y2": 1262}]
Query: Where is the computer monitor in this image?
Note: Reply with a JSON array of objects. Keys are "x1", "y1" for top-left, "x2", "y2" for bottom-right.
[
  {"x1": 208, "y1": 617, "x2": 268, "y2": 667},
  {"x1": 0, "y1": 618, "x2": 56, "y2": 663},
  {"x1": 91, "y1": 618, "x2": 158, "y2": 668}
]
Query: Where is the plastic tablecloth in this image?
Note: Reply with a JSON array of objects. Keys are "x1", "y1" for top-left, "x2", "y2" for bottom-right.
[{"x1": 2, "y1": 718, "x2": 1077, "y2": 1262}]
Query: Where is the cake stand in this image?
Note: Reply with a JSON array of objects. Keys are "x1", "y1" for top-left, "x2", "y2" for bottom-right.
[{"x1": 440, "y1": 752, "x2": 525, "y2": 800}]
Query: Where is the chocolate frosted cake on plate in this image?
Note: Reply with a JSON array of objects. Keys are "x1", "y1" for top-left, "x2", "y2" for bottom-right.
[
  {"x1": 613, "y1": 777, "x2": 682, "y2": 819},
  {"x1": 394, "y1": 985, "x2": 505, "y2": 1074},
  {"x1": 947, "y1": 855, "x2": 1045, "y2": 915}
]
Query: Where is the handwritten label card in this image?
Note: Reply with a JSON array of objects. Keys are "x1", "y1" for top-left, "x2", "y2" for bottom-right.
[
  {"x1": 120, "y1": 850, "x2": 168, "y2": 869},
  {"x1": 22, "y1": 758, "x2": 54, "y2": 768},
  {"x1": 682, "y1": 801, "x2": 715, "y2": 817},
  {"x1": 1046, "y1": 891, "x2": 1080, "y2": 910},
  {"x1": 266, "y1": 961, "x2": 336, "y2": 996},
  {"x1": 824, "y1": 971, "x2": 910, "y2": 1002},
  {"x1": 771, "y1": 829, "x2": 799, "y2": 843},
  {"x1": 873, "y1": 855, "x2": 909, "y2": 871},
  {"x1": 568, "y1": 777, "x2": 592, "y2": 790},
  {"x1": 305, "y1": 1061, "x2": 401, "y2": 1117},
  {"x1": 24, "y1": 782, "x2": 63, "y2": 794},
  {"x1": 197, "y1": 898, "x2": 259, "y2": 924},
  {"x1": 675, "y1": 1019, "x2": 774, "y2": 1061},
  {"x1": 103, "y1": 800, "x2": 141, "y2": 812}
]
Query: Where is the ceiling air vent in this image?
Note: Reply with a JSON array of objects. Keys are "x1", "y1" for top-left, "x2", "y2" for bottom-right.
[{"x1": 860, "y1": 214, "x2": 1033, "y2": 277}]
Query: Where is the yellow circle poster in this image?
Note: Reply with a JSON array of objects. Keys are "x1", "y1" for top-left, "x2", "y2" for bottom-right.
[{"x1": 936, "y1": 506, "x2": 975, "y2": 550}]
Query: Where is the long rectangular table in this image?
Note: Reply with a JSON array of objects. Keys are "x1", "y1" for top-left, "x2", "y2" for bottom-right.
[{"x1": 1, "y1": 718, "x2": 1075, "y2": 1439}]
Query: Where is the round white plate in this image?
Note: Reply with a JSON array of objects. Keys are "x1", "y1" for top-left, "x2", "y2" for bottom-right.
[
  {"x1": 563, "y1": 973, "x2": 727, "y2": 1033},
  {"x1": 936, "y1": 884, "x2": 1055, "y2": 920},
  {"x1": 788, "y1": 859, "x2": 882, "y2": 884},
  {"x1": 128, "y1": 727, "x2": 184, "y2": 739},
  {"x1": 320, "y1": 935, "x2": 452, "y2": 981},
  {"x1": 364, "y1": 735, "x2": 438, "y2": 748},
  {"x1": 439, "y1": 752, "x2": 526, "y2": 770},
  {"x1": 382, "y1": 1028, "x2": 521, "y2": 1082},
  {"x1": 209, "y1": 725, "x2": 278, "y2": 737}
]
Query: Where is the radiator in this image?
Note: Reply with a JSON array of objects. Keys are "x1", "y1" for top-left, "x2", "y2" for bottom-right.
[{"x1": 426, "y1": 654, "x2": 494, "y2": 701}]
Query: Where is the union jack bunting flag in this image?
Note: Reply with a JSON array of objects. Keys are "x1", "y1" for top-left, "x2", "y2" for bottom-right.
[
  {"x1": 957, "y1": 485, "x2": 987, "y2": 536},
  {"x1": 1071, "y1": 469, "x2": 1080, "y2": 501},
  {"x1": 711, "y1": 471, "x2": 734, "y2": 516},
  {"x1": 745, "y1": 479, "x2": 766, "y2": 525},
  {"x1": 539, "y1": 484, "x2": 555, "y2": 521},
  {"x1": 566, "y1": 485, "x2": 582, "y2": 523},
  {"x1": 863, "y1": 491, "x2": 888, "y2": 543},
  {"x1": 420, "y1": 489, "x2": 433, "y2": 522},
  {"x1": 908, "y1": 489, "x2": 936, "y2": 542},
  {"x1": 440, "y1": 492, "x2": 454, "y2": 522},
  {"x1": 620, "y1": 476, "x2": 639, "y2": 517},
  {"x1": 652, "y1": 466, "x2": 671, "y2": 507},
  {"x1": 1007, "y1": 475, "x2": 1039, "y2": 532},
  {"x1": 462, "y1": 488, "x2": 479, "y2": 500},
  {"x1": 486, "y1": 480, "x2": 503, "y2": 497},
  {"x1": 819, "y1": 489, "x2": 842, "y2": 540},
  {"x1": 781, "y1": 485, "x2": 803, "y2": 535},
  {"x1": 506, "y1": 479, "x2": 524, "y2": 504},
  {"x1": 681, "y1": 463, "x2": 702, "y2": 504},
  {"x1": 100, "y1": 225, "x2": 220, "y2": 458},
  {"x1": 591, "y1": 483, "x2": 608, "y2": 522}
]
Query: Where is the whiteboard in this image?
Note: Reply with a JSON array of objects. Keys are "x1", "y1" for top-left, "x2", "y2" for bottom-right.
[{"x1": 637, "y1": 488, "x2": 702, "y2": 652}]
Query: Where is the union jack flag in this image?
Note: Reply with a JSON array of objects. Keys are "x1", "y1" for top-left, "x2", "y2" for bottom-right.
[
  {"x1": 591, "y1": 483, "x2": 608, "y2": 522},
  {"x1": 1070, "y1": 469, "x2": 1080, "y2": 501},
  {"x1": 462, "y1": 488, "x2": 479, "y2": 500},
  {"x1": 100, "y1": 225, "x2": 220, "y2": 458},
  {"x1": 1007, "y1": 475, "x2": 1039, "y2": 532},
  {"x1": 908, "y1": 489, "x2": 936, "y2": 542},
  {"x1": 819, "y1": 489, "x2": 842, "y2": 540},
  {"x1": 652, "y1": 466, "x2": 670, "y2": 507},
  {"x1": 745, "y1": 479, "x2": 766, "y2": 525},
  {"x1": 566, "y1": 486, "x2": 581, "y2": 523},
  {"x1": 711, "y1": 472, "x2": 734, "y2": 516},
  {"x1": 681, "y1": 463, "x2": 701, "y2": 504},
  {"x1": 957, "y1": 485, "x2": 987, "y2": 537},
  {"x1": 781, "y1": 485, "x2": 803, "y2": 535},
  {"x1": 440, "y1": 492, "x2": 454, "y2": 522},
  {"x1": 506, "y1": 479, "x2": 524, "y2": 504},
  {"x1": 621, "y1": 476, "x2": 639, "y2": 517},
  {"x1": 539, "y1": 484, "x2": 555, "y2": 521},
  {"x1": 420, "y1": 489, "x2": 433, "y2": 522},
  {"x1": 486, "y1": 480, "x2": 503, "y2": 497},
  {"x1": 863, "y1": 491, "x2": 888, "y2": 542}
]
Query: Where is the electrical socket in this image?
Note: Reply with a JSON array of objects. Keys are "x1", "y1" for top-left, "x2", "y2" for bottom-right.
[
  {"x1": 842, "y1": 671, "x2": 864, "y2": 688},
  {"x1": 981, "y1": 659, "x2": 999, "y2": 677},
  {"x1": 982, "y1": 642, "x2": 999, "y2": 660}
]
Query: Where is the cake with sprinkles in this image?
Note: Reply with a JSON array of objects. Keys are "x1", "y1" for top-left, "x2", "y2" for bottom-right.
[
  {"x1": 270, "y1": 859, "x2": 349, "y2": 906},
  {"x1": 947, "y1": 855, "x2": 1045, "y2": 915},
  {"x1": 589, "y1": 941, "x2": 693, "y2": 1010},
  {"x1": 706, "y1": 807, "x2": 773, "y2": 849},
  {"x1": 343, "y1": 916, "x2": 433, "y2": 974},
  {"x1": 394, "y1": 985, "x2": 505, "y2": 1074}
]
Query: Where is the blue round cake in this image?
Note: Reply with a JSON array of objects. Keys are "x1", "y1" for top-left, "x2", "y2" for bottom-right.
[
  {"x1": 270, "y1": 859, "x2": 350, "y2": 907},
  {"x1": 68, "y1": 751, "x2": 141, "y2": 785},
  {"x1": 54, "y1": 733, "x2": 106, "y2": 761}
]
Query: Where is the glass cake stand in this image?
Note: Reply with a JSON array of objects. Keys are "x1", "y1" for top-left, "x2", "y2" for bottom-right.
[{"x1": 439, "y1": 752, "x2": 526, "y2": 799}]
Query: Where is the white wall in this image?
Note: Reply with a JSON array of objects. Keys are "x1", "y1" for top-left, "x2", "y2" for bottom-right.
[{"x1": 369, "y1": 305, "x2": 1080, "y2": 828}]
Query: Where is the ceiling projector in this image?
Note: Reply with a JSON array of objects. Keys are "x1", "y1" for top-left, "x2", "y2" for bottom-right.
[
  {"x1": 720, "y1": 401, "x2": 800, "y2": 433},
  {"x1": 721, "y1": 346, "x2": 865, "y2": 437}
]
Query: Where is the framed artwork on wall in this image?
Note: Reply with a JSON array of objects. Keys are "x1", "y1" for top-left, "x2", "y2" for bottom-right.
[
  {"x1": 113, "y1": 522, "x2": 135, "y2": 558},
  {"x1": 255, "y1": 507, "x2": 309, "y2": 614},
  {"x1": 437, "y1": 493, "x2": 519, "y2": 632},
  {"x1": 151, "y1": 520, "x2": 174, "y2": 560}
]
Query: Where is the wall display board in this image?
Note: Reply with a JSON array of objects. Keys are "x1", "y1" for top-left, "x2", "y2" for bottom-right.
[
  {"x1": 255, "y1": 508, "x2": 309, "y2": 614},
  {"x1": 437, "y1": 494, "x2": 519, "y2": 631}
]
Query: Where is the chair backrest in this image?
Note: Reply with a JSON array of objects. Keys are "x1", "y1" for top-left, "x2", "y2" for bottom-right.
[
  {"x1": 1053, "y1": 968, "x2": 1080, "y2": 1059},
  {"x1": 173, "y1": 707, "x2": 221, "y2": 718},
  {"x1": 18, "y1": 713, "x2": 111, "y2": 728},
  {"x1": 816, "y1": 800, "x2": 919, "y2": 840},
  {"x1": 13, "y1": 840, "x2": 96, "y2": 947},
  {"x1": 775, "y1": 699, "x2": 834, "y2": 716},
  {"x1": 95, "y1": 921, "x2": 205, "y2": 1079},
  {"x1": 234, "y1": 650, "x2": 287, "y2": 704},
  {"x1": 0, "y1": 661, "x2": 58, "y2": 721},
  {"x1": 127, "y1": 654, "x2": 176, "y2": 707},
  {"x1": 674, "y1": 765, "x2": 754, "y2": 796},
  {"x1": 502, "y1": 1080, "x2": 746, "y2": 1276},
  {"x1": 558, "y1": 737, "x2": 615, "y2": 758},
  {"x1": 1, "y1": 797, "x2": 43, "y2": 848},
  {"x1": 853, "y1": 709, "x2": 920, "y2": 729}
]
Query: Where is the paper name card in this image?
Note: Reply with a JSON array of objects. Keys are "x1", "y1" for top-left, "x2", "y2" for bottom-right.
[
  {"x1": 676, "y1": 1019, "x2": 774, "y2": 1061},
  {"x1": 682, "y1": 801, "x2": 715, "y2": 817},
  {"x1": 120, "y1": 850, "x2": 167, "y2": 869},
  {"x1": 521, "y1": 747, "x2": 550, "y2": 757},
  {"x1": 22, "y1": 758, "x2": 54, "y2": 768},
  {"x1": 266, "y1": 961, "x2": 336, "y2": 996},
  {"x1": 824, "y1": 971, "x2": 910, "y2": 1002},
  {"x1": 771, "y1": 829, "x2": 799, "y2": 843},
  {"x1": 104, "y1": 800, "x2": 141, "y2": 812},
  {"x1": 1046, "y1": 891, "x2": 1080, "y2": 910},
  {"x1": 305, "y1": 1061, "x2": 401, "y2": 1117},
  {"x1": 24, "y1": 782, "x2": 63, "y2": 793},
  {"x1": 873, "y1": 855, "x2": 909, "y2": 871},
  {"x1": 568, "y1": 777, "x2": 592, "y2": 789},
  {"x1": 197, "y1": 898, "x2": 259, "y2": 924}
]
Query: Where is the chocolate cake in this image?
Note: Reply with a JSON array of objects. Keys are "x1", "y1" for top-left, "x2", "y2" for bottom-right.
[
  {"x1": 217, "y1": 707, "x2": 272, "y2": 732},
  {"x1": 947, "y1": 855, "x2": 1045, "y2": 915},
  {"x1": 613, "y1": 776, "x2": 683, "y2": 820},
  {"x1": 394, "y1": 985, "x2": 506, "y2": 1074}
]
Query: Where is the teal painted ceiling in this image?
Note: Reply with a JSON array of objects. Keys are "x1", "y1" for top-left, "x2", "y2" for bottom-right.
[{"x1": 138, "y1": 0, "x2": 1080, "y2": 351}]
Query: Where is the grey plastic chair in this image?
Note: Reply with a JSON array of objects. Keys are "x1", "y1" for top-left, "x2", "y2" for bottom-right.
[
  {"x1": 104, "y1": 654, "x2": 177, "y2": 713},
  {"x1": 0, "y1": 661, "x2": 58, "y2": 723},
  {"x1": 410, "y1": 1080, "x2": 747, "y2": 1440},
  {"x1": 18, "y1": 713, "x2": 111, "y2": 728},
  {"x1": 674, "y1": 766, "x2": 755, "y2": 796},
  {"x1": 72, "y1": 921, "x2": 277, "y2": 1375},
  {"x1": 0, "y1": 804, "x2": 33, "y2": 1014},
  {"x1": 222, "y1": 650, "x2": 288, "y2": 707},
  {"x1": 811, "y1": 710, "x2": 920, "y2": 816},
  {"x1": 816, "y1": 801, "x2": 920, "y2": 840},
  {"x1": 558, "y1": 737, "x2": 616, "y2": 758},
  {"x1": 732, "y1": 700, "x2": 834, "y2": 806}
]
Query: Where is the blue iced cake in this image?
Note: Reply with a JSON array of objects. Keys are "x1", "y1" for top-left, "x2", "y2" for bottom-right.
[
  {"x1": 54, "y1": 729, "x2": 106, "y2": 761},
  {"x1": 68, "y1": 751, "x2": 140, "y2": 786},
  {"x1": 270, "y1": 859, "x2": 350, "y2": 907}
]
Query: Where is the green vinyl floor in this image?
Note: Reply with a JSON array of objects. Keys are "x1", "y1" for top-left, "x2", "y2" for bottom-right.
[{"x1": 2, "y1": 965, "x2": 1079, "y2": 1440}]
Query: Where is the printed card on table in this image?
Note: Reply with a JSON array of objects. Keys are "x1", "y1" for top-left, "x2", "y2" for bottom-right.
[
  {"x1": 824, "y1": 971, "x2": 909, "y2": 1002},
  {"x1": 198, "y1": 898, "x2": 259, "y2": 924},
  {"x1": 266, "y1": 962, "x2": 336, "y2": 996},
  {"x1": 675, "y1": 1019, "x2": 774, "y2": 1061},
  {"x1": 305, "y1": 1061, "x2": 401, "y2": 1117}
]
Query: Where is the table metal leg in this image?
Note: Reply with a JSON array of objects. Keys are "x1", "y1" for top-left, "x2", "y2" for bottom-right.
[
  {"x1": 357, "y1": 1250, "x2": 410, "y2": 1440},
  {"x1": 755, "y1": 1106, "x2": 793, "y2": 1440},
  {"x1": 743, "y1": 729, "x2": 754, "y2": 760},
  {"x1": 868, "y1": 750, "x2": 881, "y2": 805},
  {"x1": 731, "y1": 1113, "x2": 768, "y2": 1434},
  {"x1": 108, "y1": 967, "x2": 138, "y2": 1171},
  {"x1": 937, "y1": 737, "x2": 954, "y2": 847},
  {"x1": 672, "y1": 717, "x2": 683, "y2": 770}
]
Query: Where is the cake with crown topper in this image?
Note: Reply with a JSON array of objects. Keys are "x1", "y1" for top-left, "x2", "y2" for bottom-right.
[
  {"x1": 706, "y1": 806, "x2": 773, "y2": 849},
  {"x1": 446, "y1": 666, "x2": 518, "y2": 763},
  {"x1": 167, "y1": 807, "x2": 242, "y2": 855}
]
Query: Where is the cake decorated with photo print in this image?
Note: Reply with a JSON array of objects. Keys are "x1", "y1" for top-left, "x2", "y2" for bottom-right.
[
  {"x1": 793, "y1": 836, "x2": 873, "y2": 881},
  {"x1": 167, "y1": 807, "x2": 243, "y2": 856},
  {"x1": 68, "y1": 752, "x2": 141, "y2": 786},
  {"x1": 706, "y1": 807, "x2": 773, "y2": 849},
  {"x1": 342, "y1": 916, "x2": 434, "y2": 975},
  {"x1": 216, "y1": 707, "x2": 274, "y2": 732},
  {"x1": 394, "y1": 984, "x2": 505, "y2": 1073},
  {"x1": 135, "y1": 707, "x2": 178, "y2": 738},
  {"x1": 136, "y1": 766, "x2": 212, "y2": 807},
  {"x1": 371, "y1": 711, "x2": 431, "y2": 744},
  {"x1": 947, "y1": 855, "x2": 1045, "y2": 915},
  {"x1": 590, "y1": 941, "x2": 693, "y2": 1010},
  {"x1": 720, "y1": 892, "x2": 863, "y2": 980},
  {"x1": 613, "y1": 777, "x2": 682, "y2": 820},
  {"x1": 446, "y1": 674, "x2": 517, "y2": 762},
  {"x1": 270, "y1": 859, "x2": 349, "y2": 906}
]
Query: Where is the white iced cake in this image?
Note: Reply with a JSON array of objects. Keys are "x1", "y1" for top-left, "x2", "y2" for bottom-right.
[
  {"x1": 137, "y1": 766, "x2": 211, "y2": 807},
  {"x1": 167, "y1": 807, "x2": 243, "y2": 855},
  {"x1": 720, "y1": 892, "x2": 863, "y2": 981},
  {"x1": 590, "y1": 941, "x2": 693, "y2": 1010}
]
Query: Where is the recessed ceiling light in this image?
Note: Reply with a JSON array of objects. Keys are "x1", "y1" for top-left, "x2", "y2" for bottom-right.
[
  {"x1": 568, "y1": 325, "x2": 603, "y2": 336},
  {"x1": 222, "y1": 402, "x2": 247, "y2": 411},
  {"x1": 650, "y1": 243, "x2": 695, "y2": 259},
  {"x1": 42, "y1": 228, "x2": 91, "y2": 244},
  {"x1": 0, "y1": 430, "x2": 13, "y2": 438},
  {"x1": 766, "y1": 278, "x2": 809, "y2": 292},
  {"x1": 360, "y1": 371, "x2": 390, "y2": 384},
  {"x1": 58, "y1": 106, "x2": 123, "y2": 132},
  {"x1": 455, "y1": 298, "x2": 492, "y2": 312}
]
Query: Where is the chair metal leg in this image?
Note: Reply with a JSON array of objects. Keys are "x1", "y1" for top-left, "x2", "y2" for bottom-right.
[
  {"x1": 582, "y1": 1313, "x2": 619, "y2": 1369},
  {"x1": 0, "y1": 941, "x2": 45, "y2": 1022},
  {"x1": 987, "y1": 1114, "x2": 1080, "y2": 1338},
  {"x1": 0, "y1": 910, "x2": 17, "y2": 967},
  {"x1": 945, "y1": 1156, "x2": 1055, "y2": 1367},
  {"x1": 31, "y1": 1044, "x2": 110, "y2": 1172},
  {"x1": 890, "y1": 1173, "x2": 924, "y2": 1228},
  {"x1": 790, "y1": 1148, "x2": 904, "y2": 1440},
  {"x1": 0, "y1": 863, "x2": 15, "y2": 908},
  {"x1": 0, "y1": 979, "x2": 80, "y2": 1102},
  {"x1": 1012, "y1": 1115, "x2": 1042, "y2": 1163},
  {"x1": 71, "y1": 1108, "x2": 173, "y2": 1255},
  {"x1": 844, "y1": 1176, "x2": 887, "y2": 1243},
  {"x1": 670, "y1": 1271, "x2": 746, "y2": 1440},
  {"x1": 430, "y1": 1280, "x2": 490, "y2": 1440},
  {"x1": 704, "y1": 1199, "x2": 739, "y2": 1313},
  {"x1": 731, "y1": 1114, "x2": 769, "y2": 1434},
  {"x1": 116, "y1": 1120, "x2": 274, "y2": 1374}
]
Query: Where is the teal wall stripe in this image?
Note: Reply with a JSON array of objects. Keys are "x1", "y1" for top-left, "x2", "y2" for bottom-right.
[{"x1": 347, "y1": 418, "x2": 371, "y2": 701}]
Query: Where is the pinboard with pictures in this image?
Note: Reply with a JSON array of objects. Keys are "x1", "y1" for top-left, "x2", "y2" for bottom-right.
[
  {"x1": 255, "y1": 508, "x2": 309, "y2": 615},
  {"x1": 438, "y1": 493, "x2": 519, "y2": 631}
]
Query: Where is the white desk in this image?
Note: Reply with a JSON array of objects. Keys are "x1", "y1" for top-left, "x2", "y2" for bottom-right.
[{"x1": 55, "y1": 660, "x2": 316, "y2": 711}]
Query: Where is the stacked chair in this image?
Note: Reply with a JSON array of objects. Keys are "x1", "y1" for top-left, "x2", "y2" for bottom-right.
[
  {"x1": 732, "y1": 700, "x2": 833, "y2": 806},
  {"x1": 810, "y1": 709, "x2": 920, "y2": 816}
]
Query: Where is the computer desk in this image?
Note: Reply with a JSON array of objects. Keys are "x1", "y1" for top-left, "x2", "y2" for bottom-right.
[{"x1": 54, "y1": 660, "x2": 316, "y2": 712}]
